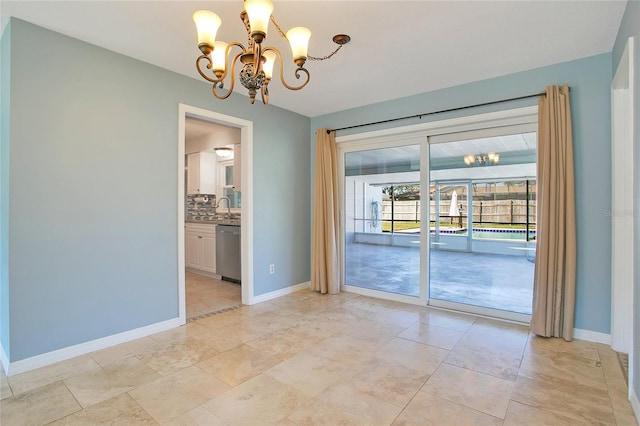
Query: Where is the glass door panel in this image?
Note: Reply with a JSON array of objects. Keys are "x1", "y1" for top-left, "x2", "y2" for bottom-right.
[
  {"x1": 428, "y1": 132, "x2": 536, "y2": 319},
  {"x1": 343, "y1": 144, "x2": 422, "y2": 298}
]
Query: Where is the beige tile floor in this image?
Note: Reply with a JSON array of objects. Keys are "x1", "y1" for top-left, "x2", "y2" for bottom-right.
[
  {"x1": 186, "y1": 271, "x2": 242, "y2": 320},
  {"x1": 1, "y1": 289, "x2": 637, "y2": 425}
]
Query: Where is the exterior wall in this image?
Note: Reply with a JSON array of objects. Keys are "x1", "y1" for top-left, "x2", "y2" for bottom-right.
[
  {"x1": 2, "y1": 18, "x2": 310, "y2": 363},
  {"x1": 312, "y1": 53, "x2": 613, "y2": 334},
  {"x1": 344, "y1": 177, "x2": 384, "y2": 241}
]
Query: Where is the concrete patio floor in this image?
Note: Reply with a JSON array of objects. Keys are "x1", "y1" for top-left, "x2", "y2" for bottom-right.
[{"x1": 345, "y1": 242, "x2": 534, "y2": 315}]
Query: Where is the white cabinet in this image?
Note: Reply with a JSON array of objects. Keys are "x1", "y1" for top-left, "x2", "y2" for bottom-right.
[
  {"x1": 185, "y1": 223, "x2": 216, "y2": 274},
  {"x1": 187, "y1": 151, "x2": 217, "y2": 195}
]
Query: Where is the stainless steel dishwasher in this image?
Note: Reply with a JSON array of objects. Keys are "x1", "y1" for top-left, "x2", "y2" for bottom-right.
[{"x1": 216, "y1": 225, "x2": 241, "y2": 283}]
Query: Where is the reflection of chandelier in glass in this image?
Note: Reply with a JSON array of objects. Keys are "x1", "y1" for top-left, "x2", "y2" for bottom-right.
[
  {"x1": 193, "y1": 0, "x2": 350, "y2": 105},
  {"x1": 464, "y1": 152, "x2": 500, "y2": 167}
]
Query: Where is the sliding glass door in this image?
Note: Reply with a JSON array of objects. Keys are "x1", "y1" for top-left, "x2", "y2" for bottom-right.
[
  {"x1": 337, "y1": 108, "x2": 538, "y2": 320},
  {"x1": 428, "y1": 131, "x2": 536, "y2": 320},
  {"x1": 341, "y1": 143, "x2": 426, "y2": 302}
]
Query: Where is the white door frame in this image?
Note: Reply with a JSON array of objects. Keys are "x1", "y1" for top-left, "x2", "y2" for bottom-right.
[
  {"x1": 337, "y1": 135, "x2": 430, "y2": 307},
  {"x1": 178, "y1": 104, "x2": 255, "y2": 325},
  {"x1": 611, "y1": 36, "x2": 636, "y2": 395}
]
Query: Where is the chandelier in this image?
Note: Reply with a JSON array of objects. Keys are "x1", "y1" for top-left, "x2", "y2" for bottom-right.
[
  {"x1": 193, "y1": 0, "x2": 350, "y2": 104},
  {"x1": 464, "y1": 152, "x2": 500, "y2": 167}
]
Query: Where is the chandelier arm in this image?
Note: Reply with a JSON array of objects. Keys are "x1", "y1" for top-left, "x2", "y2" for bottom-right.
[
  {"x1": 221, "y1": 42, "x2": 247, "y2": 81},
  {"x1": 195, "y1": 55, "x2": 221, "y2": 84},
  {"x1": 196, "y1": 42, "x2": 247, "y2": 84},
  {"x1": 212, "y1": 84, "x2": 232, "y2": 100},
  {"x1": 281, "y1": 66, "x2": 310, "y2": 91},
  {"x1": 212, "y1": 51, "x2": 244, "y2": 100},
  {"x1": 264, "y1": 47, "x2": 311, "y2": 91}
]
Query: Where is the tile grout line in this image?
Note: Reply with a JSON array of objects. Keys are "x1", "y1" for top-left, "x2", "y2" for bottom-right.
[{"x1": 187, "y1": 305, "x2": 242, "y2": 323}]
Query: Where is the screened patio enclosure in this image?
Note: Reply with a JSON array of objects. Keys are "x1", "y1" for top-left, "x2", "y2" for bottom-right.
[{"x1": 342, "y1": 130, "x2": 537, "y2": 318}]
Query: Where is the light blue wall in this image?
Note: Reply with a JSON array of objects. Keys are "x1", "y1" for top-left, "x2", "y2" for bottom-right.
[
  {"x1": 251, "y1": 108, "x2": 311, "y2": 296},
  {"x1": 0, "y1": 21, "x2": 11, "y2": 359},
  {"x1": 612, "y1": 0, "x2": 640, "y2": 405},
  {"x1": 2, "y1": 18, "x2": 310, "y2": 362},
  {"x1": 311, "y1": 53, "x2": 613, "y2": 334}
]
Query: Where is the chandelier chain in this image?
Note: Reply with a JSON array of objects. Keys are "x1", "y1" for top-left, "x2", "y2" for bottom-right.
[
  {"x1": 270, "y1": 15, "x2": 344, "y2": 61},
  {"x1": 308, "y1": 45, "x2": 344, "y2": 61}
]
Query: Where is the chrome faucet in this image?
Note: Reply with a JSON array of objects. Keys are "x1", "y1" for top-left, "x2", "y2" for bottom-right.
[{"x1": 216, "y1": 197, "x2": 231, "y2": 219}]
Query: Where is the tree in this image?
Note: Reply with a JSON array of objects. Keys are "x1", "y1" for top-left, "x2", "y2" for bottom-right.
[
  {"x1": 382, "y1": 184, "x2": 420, "y2": 200},
  {"x1": 504, "y1": 180, "x2": 525, "y2": 191}
]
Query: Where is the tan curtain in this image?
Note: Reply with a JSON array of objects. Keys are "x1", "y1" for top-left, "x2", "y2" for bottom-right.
[
  {"x1": 311, "y1": 129, "x2": 340, "y2": 294},
  {"x1": 531, "y1": 85, "x2": 576, "y2": 341}
]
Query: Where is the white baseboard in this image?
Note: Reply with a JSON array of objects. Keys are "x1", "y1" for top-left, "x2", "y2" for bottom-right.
[
  {"x1": 573, "y1": 328, "x2": 612, "y2": 344},
  {"x1": 4, "y1": 317, "x2": 182, "y2": 376},
  {"x1": 0, "y1": 342, "x2": 8, "y2": 375},
  {"x1": 631, "y1": 388, "x2": 640, "y2": 425},
  {"x1": 249, "y1": 281, "x2": 310, "y2": 304},
  {"x1": 185, "y1": 268, "x2": 221, "y2": 280}
]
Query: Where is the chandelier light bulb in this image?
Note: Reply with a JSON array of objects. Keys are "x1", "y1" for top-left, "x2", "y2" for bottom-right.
[
  {"x1": 463, "y1": 152, "x2": 500, "y2": 166},
  {"x1": 286, "y1": 27, "x2": 311, "y2": 66},
  {"x1": 211, "y1": 41, "x2": 228, "y2": 75},
  {"x1": 244, "y1": 0, "x2": 274, "y2": 42},
  {"x1": 464, "y1": 155, "x2": 475, "y2": 166},
  {"x1": 262, "y1": 50, "x2": 277, "y2": 80},
  {"x1": 193, "y1": 10, "x2": 221, "y2": 52}
]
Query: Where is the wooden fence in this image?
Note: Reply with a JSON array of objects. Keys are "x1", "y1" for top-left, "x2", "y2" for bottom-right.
[{"x1": 381, "y1": 200, "x2": 536, "y2": 224}]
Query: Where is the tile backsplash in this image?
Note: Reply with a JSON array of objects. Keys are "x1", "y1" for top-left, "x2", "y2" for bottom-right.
[{"x1": 186, "y1": 194, "x2": 216, "y2": 221}]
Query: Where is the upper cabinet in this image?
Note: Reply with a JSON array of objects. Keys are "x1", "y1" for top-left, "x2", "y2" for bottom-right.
[{"x1": 187, "y1": 151, "x2": 217, "y2": 195}]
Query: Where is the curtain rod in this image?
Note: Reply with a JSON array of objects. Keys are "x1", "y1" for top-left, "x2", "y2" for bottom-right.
[{"x1": 327, "y1": 91, "x2": 547, "y2": 134}]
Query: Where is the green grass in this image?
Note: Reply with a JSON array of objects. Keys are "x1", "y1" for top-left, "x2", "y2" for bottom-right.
[{"x1": 382, "y1": 222, "x2": 420, "y2": 232}]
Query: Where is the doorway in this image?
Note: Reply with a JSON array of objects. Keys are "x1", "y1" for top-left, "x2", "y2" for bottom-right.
[
  {"x1": 178, "y1": 104, "x2": 254, "y2": 324},
  {"x1": 610, "y1": 36, "x2": 636, "y2": 398}
]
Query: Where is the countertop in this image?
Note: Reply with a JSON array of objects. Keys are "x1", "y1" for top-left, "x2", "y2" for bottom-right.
[{"x1": 186, "y1": 218, "x2": 241, "y2": 226}]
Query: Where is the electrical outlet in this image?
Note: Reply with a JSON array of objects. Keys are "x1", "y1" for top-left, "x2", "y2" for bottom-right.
[{"x1": 269, "y1": 264, "x2": 275, "y2": 274}]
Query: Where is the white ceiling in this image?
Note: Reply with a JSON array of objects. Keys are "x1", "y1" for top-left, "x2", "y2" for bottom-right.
[
  {"x1": 1, "y1": 0, "x2": 627, "y2": 117},
  {"x1": 185, "y1": 117, "x2": 232, "y2": 141}
]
